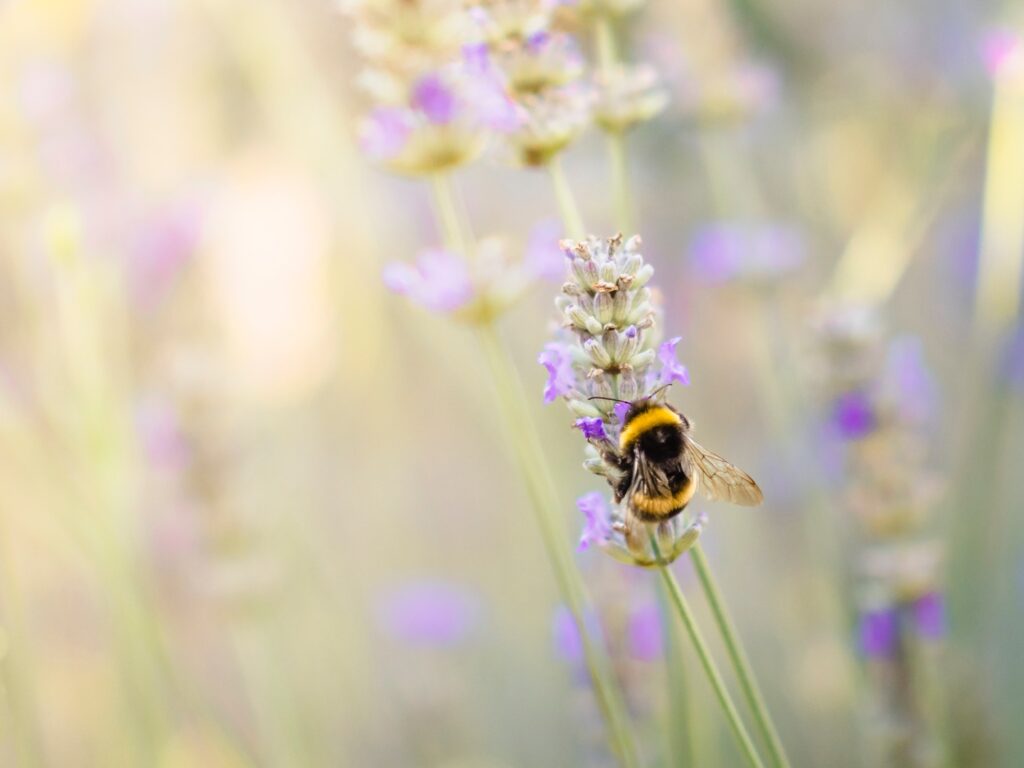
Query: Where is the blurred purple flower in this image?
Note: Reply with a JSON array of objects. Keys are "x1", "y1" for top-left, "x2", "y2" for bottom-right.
[
  {"x1": 627, "y1": 602, "x2": 662, "y2": 661},
  {"x1": 831, "y1": 390, "x2": 876, "y2": 439},
  {"x1": 135, "y1": 395, "x2": 190, "y2": 472},
  {"x1": 912, "y1": 592, "x2": 946, "y2": 641},
  {"x1": 981, "y1": 28, "x2": 1023, "y2": 76},
  {"x1": 859, "y1": 607, "x2": 898, "y2": 659},
  {"x1": 577, "y1": 492, "x2": 612, "y2": 551},
  {"x1": 1002, "y1": 323, "x2": 1024, "y2": 391},
  {"x1": 651, "y1": 337, "x2": 690, "y2": 388},
  {"x1": 614, "y1": 401, "x2": 631, "y2": 425},
  {"x1": 552, "y1": 605, "x2": 583, "y2": 663},
  {"x1": 882, "y1": 336, "x2": 937, "y2": 425},
  {"x1": 538, "y1": 342, "x2": 575, "y2": 403},
  {"x1": 575, "y1": 417, "x2": 607, "y2": 441},
  {"x1": 358, "y1": 107, "x2": 414, "y2": 160},
  {"x1": 523, "y1": 219, "x2": 565, "y2": 282},
  {"x1": 383, "y1": 249, "x2": 474, "y2": 313},
  {"x1": 131, "y1": 203, "x2": 200, "y2": 307},
  {"x1": 411, "y1": 74, "x2": 457, "y2": 124},
  {"x1": 376, "y1": 582, "x2": 481, "y2": 647},
  {"x1": 689, "y1": 222, "x2": 804, "y2": 284}
]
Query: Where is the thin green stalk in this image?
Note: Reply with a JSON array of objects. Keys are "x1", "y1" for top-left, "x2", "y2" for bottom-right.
[
  {"x1": 690, "y1": 544, "x2": 791, "y2": 768},
  {"x1": 428, "y1": 176, "x2": 639, "y2": 767},
  {"x1": 608, "y1": 133, "x2": 633, "y2": 234},
  {"x1": 653, "y1": 540, "x2": 766, "y2": 768},
  {"x1": 548, "y1": 157, "x2": 586, "y2": 239}
]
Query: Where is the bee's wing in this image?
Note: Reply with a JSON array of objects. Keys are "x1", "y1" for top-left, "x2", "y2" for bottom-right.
[{"x1": 682, "y1": 437, "x2": 764, "y2": 506}]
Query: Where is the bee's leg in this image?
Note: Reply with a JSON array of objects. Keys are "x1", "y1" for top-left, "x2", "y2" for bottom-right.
[{"x1": 655, "y1": 519, "x2": 675, "y2": 553}]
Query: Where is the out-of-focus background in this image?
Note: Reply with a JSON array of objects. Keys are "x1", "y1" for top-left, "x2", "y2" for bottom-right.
[{"x1": 1, "y1": 0, "x2": 1023, "y2": 766}]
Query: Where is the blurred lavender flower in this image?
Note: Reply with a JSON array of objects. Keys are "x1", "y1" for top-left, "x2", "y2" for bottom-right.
[
  {"x1": 383, "y1": 248, "x2": 474, "y2": 313},
  {"x1": 626, "y1": 602, "x2": 662, "y2": 661},
  {"x1": 552, "y1": 605, "x2": 585, "y2": 663},
  {"x1": 135, "y1": 395, "x2": 191, "y2": 473},
  {"x1": 130, "y1": 202, "x2": 200, "y2": 308},
  {"x1": 981, "y1": 27, "x2": 1023, "y2": 76},
  {"x1": 911, "y1": 591, "x2": 946, "y2": 641},
  {"x1": 377, "y1": 582, "x2": 481, "y2": 647},
  {"x1": 542, "y1": 234, "x2": 706, "y2": 565},
  {"x1": 673, "y1": 60, "x2": 780, "y2": 126},
  {"x1": 830, "y1": 390, "x2": 877, "y2": 440},
  {"x1": 859, "y1": 607, "x2": 898, "y2": 659},
  {"x1": 689, "y1": 222, "x2": 805, "y2": 285},
  {"x1": 593, "y1": 64, "x2": 668, "y2": 134},
  {"x1": 523, "y1": 218, "x2": 567, "y2": 281}
]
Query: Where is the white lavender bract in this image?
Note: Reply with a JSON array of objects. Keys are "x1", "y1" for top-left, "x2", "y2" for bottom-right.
[{"x1": 541, "y1": 234, "x2": 701, "y2": 566}]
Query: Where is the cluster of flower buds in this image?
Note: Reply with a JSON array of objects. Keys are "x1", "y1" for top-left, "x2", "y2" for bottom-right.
[
  {"x1": 813, "y1": 305, "x2": 945, "y2": 759},
  {"x1": 540, "y1": 234, "x2": 700, "y2": 565},
  {"x1": 464, "y1": 0, "x2": 592, "y2": 166},
  {"x1": 342, "y1": 0, "x2": 519, "y2": 175}
]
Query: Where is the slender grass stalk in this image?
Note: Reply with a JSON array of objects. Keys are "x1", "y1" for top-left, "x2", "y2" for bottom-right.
[
  {"x1": 593, "y1": 15, "x2": 634, "y2": 234},
  {"x1": 653, "y1": 540, "x2": 766, "y2": 768},
  {"x1": 690, "y1": 544, "x2": 791, "y2": 768},
  {"x1": 429, "y1": 176, "x2": 640, "y2": 767},
  {"x1": 548, "y1": 157, "x2": 586, "y2": 239}
]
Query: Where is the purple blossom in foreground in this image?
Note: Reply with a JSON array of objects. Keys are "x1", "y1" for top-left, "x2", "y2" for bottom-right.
[
  {"x1": 627, "y1": 602, "x2": 662, "y2": 661},
  {"x1": 539, "y1": 342, "x2": 575, "y2": 403},
  {"x1": 383, "y1": 249, "x2": 474, "y2": 313},
  {"x1": 831, "y1": 390, "x2": 877, "y2": 439},
  {"x1": 577, "y1": 492, "x2": 612, "y2": 551},
  {"x1": 912, "y1": 592, "x2": 946, "y2": 641},
  {"x1": 376, "y1": 582, "x2": 480, "y2": 648},
  {"x1": 859, "y1": 607, "x2": 898, "y2": 659},
  {"x1": 575, "y1": 417, "x2": 607, "y2": 441}
]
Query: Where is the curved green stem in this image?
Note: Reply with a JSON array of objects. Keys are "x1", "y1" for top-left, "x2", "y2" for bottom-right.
[
  {"x1": 608, "y1": 133, "x2": 633, "y2": 234},
  {"x1": 548, "y1": 157, "x2": 586, "y2": 239},
  {"x1": 690, "y1": 544, "x2": 791, "y2": 768},
  {"x1": 654, "y1": 540, "x2": 766, "y2": 768}
]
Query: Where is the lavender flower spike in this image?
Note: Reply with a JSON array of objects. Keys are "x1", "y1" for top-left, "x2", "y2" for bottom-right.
[{"x1": 542, "y1": 234, "x2": 705, "y2": 566}]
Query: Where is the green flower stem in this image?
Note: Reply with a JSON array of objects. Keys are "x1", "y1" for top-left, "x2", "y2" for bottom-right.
[
  {"x1": 548, "y1": 157, "x2": 586, "y2": 239},
  {"x1": 653, "y1": 539, "x2": 766, "y2": 768},
  {"x1": 593, "y1": 15, "x2": 634, "y2": 234},
  {"x1": 428, "y1": 176, "x2": 639, "y2": 767},
  {"x1": 608, "y1": 132, "x2": 634, "y2": 234},
  {"x1": 690, "y1": 543, "x2": 791, "y2": 768},
  {"x1": 656, "y1": 579, "x2": 696, "y2": 768}
]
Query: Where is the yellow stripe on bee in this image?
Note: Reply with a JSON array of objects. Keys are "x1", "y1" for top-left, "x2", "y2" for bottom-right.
[
  {"x1": 619, "y1": 406, "x2": 682, "y2": 452},
  {"x1": 632, "y1": 480, "x2": 696, "y2": 518}
]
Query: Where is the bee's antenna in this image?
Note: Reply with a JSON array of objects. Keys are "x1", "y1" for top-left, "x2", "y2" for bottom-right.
[
  {"x1": 647, "y1": 383, "x2": 672, "y2": 401},
  {"x1": 588, "y1": 396, "x2": 630, "y2": 404}
]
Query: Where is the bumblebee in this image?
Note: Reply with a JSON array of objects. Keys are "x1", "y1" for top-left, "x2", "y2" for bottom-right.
[{"x1": 598, "y1": 394, "x2": 763, "y2": 552}]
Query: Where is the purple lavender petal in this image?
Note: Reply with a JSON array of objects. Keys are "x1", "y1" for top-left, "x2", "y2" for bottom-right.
[
  {"x1": 883, "y1": 336, "x2": 937, "y2": 424},
  {"x1": 859, "y1": 607, "x2": 898, "y2": 659},
  {"x1": 627, "y1": 602, "x2": 663, "y2": 661},
  {"x1": 538, "y1": 342, "x2": 575, "y2": 403},
  {"x1": 575, "y1": 417, "x2": 607, "y2": 441},
  {"x1": 912, "y1": 592, "x2": 946, "y2": 641},
  {"x1": 577, "y1": 492, "x2": 612, "y2": 550},
  {"x1": 982, "y1": 28, "x2": 1023, "y2": 76},
  {"x1": 411, "y1": 74, "x2": 457, "y2": 124},
  {"x1": 689, "y1": 222, "x2": 804, "y2": 283},
  {"x1": 613, "y1": 401, "x2": 631, "y2": 425},
  {"x1": 376, "y1": 582, "x2": 481, "y2": 647},
  {"x1": 831, "y1": 390, "x2": 877, "y2": 439},
  {"x1": 656, "y1": 337, "x2": 690, "y2": 387}
]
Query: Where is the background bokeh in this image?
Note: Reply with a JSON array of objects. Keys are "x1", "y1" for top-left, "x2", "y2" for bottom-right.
[{"x1": 1, "y1": 0, "x2": 1023, "y2": 766}]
